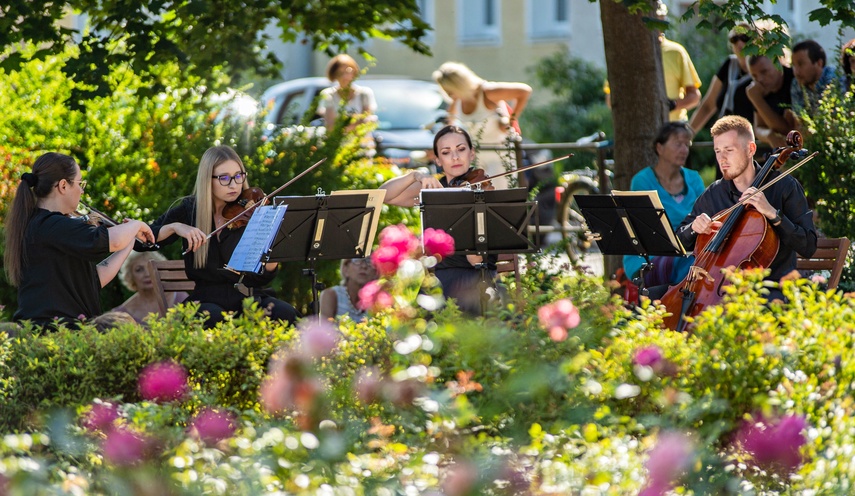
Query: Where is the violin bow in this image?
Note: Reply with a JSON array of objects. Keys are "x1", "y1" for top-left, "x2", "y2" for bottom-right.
[
  {"x1": 186, "y1": 157, "x2": 327, "y2": 254},
  {"x1": 78, "y1": 200, "x2": 161, "y2": 249},
  {"x1": 462, "y1": 153, "x2": 574, "y2": 188},
  {"x1": 711, "y1": 151, "x2": 819, "y2": 222}
]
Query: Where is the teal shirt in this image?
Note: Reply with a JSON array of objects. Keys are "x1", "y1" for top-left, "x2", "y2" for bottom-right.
[{"x1": 622, "y1": 166, "x2": 705, "y2": 282}]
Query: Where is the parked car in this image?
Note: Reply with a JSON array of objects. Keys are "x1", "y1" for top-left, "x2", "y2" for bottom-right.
[{"x1": 260, "y1": 76, "x2": 447, "y2": 167}]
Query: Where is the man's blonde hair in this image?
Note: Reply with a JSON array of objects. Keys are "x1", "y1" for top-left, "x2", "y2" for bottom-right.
[{"x1": 710, "y1": 115, "x2": 755, "y2": 142}]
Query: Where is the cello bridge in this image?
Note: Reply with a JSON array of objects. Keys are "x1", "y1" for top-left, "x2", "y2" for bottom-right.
[{"x1": 688, "y1": 266, "x2": 714, "y2": 282}]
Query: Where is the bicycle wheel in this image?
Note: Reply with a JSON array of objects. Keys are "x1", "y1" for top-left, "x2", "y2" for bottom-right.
[{"x1": 557, "y1": 181, "x2": 598, "y2": 261}]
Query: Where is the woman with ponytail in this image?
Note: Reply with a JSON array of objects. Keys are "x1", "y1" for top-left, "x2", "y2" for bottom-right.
[{"x1": 4, "y1": 153, "x2": 155, "y2": 328}]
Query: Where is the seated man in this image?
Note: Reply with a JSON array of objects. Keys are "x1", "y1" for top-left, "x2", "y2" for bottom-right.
[{"x1": 674, "y1": 115, "x2": 818, "y2": 301}]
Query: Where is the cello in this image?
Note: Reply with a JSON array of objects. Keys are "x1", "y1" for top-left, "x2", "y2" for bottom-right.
[{"x1": 659, "y1": 131, "x2": 807, "y2": 332}]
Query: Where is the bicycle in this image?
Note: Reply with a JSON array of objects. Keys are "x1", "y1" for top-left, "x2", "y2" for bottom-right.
[{"x1": 554, "y1": 133, "x2": 614, "y2": 261}]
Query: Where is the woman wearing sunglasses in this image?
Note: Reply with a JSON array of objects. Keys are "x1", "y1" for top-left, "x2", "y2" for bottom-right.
[
  {"x1": 144, "y1": 145, "x2": 298, "y2": 328},
  {"x1": 4, "y1": 152, "x2": 155, "y2": 329}
]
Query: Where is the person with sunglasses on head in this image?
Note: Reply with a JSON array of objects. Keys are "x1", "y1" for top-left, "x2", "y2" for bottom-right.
[
  {"x1": 4, "y1": 152, "x2": 156, "y2": 329},
  {"x1": 143, "y1": 145, "x2": 299, "y2": 328},
  {"x1": 319, "y1": 257, "x2": 378, "y2": 322},
  {"x1": 688, "y1": 23, "x2": 757, "y2": 136}
]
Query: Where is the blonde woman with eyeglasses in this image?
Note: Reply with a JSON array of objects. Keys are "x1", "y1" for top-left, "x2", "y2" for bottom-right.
[
  {"x1": 4, "y1": 152, "x2": 155, "y2": 329},
  {"x1": 144, "y1": 145, "x2": 299, "y2": 328}
]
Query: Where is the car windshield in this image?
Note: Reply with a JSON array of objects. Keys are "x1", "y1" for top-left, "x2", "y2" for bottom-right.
[{"x1": 361, "y1": 81, "x2": 447, "y2": 131}]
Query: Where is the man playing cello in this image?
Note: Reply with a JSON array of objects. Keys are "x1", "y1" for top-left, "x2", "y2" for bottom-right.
[{"x1": 673, "y1": 115, "x2": 817, "y2": 303}]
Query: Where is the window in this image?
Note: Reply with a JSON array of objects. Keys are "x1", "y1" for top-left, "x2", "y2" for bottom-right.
[
  {"x1": 528, "y1": 0, "x2": 571, "y2": 41},
  {"x1": 458, "y1": 0, "x2": 501, "y2": 45},
  {"x1": 415, "y1": 0, "x2": 435, "y2": 43}
]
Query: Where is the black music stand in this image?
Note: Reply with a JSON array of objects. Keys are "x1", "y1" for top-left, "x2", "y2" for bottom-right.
[
  {"x1": 574, "y1": 191, "x2": 685, "y2": 304},
  {"x1": 224, "y1": 204, "x2": 289, "y2": 297},
  {"x1": 267, "y1": 190, "x2": 382, "y2": 315},
  {"x1": 421, "y1": 188, "x2": 539, "y2": 314}
]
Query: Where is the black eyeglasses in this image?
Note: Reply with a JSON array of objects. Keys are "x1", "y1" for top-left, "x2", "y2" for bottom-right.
[
  {"x1": 729, "y1": 34, "x2": 750, "y2": 44},
  {"x1": 211, "y1": 172, "x2": 247, "y2": 186}
]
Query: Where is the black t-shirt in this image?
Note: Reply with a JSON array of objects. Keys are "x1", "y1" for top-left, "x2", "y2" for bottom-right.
[
  {"x1": 14, "y1": 209, "x2": 110, "y2": 326},
  {"x1": 147, "y1": 196, "x2": 277, "y2": 310},
  {"x1": 763, "y1": 66, "x2": 795, "y2": 117},
  {"x1": 676, "y1": 164, "x2": 817, "y2": 282},
  {"x1": 714, "y1": 56, "x2": 755, "y2": 123}
]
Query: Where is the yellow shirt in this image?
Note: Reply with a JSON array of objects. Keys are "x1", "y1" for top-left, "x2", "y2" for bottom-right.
[{"x1": 661, "y1": 37, "x2": 701, "y2": 121}]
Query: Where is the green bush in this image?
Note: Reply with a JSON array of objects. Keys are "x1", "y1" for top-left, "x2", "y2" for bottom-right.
[{"x1": 0, "y1": 301, "x2": 293, "y2": 432}]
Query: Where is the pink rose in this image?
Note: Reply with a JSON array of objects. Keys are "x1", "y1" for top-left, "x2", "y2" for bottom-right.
[
  {"x1": 378, "y1": 224, "x2": 419, "y2": 255},
  {"x1": 371, "y1": 245, "x2": 405, "y2": 276},
  {"x1": 538, "y1": 299, "x2": 581, "y2": 341},
  {"x1": 83, "y1": 402, "x2": 120, "y2": 432},
  {"x1": 641, "y1": 431, "x2": 694, "y2": 495},
  {"x1": 423, "y1": 228, "x2": 455, "y2": 258},
  {"x1": 736, "y1": 414, "x2": 807, "y2": 474},
  {"x1": 633, "y1": 346, "x2": 664, "y2": 367},
  {"x1": 102, "y1": 427, "x2": 151, "y2": 466},
  {"x1": 138, "y1": 361, "x2": 189, "y2": 403},
  {"x1": 189, "y1": 408, "x2": 236, "y2": 445},
  {"x1": 299, "y1": 319, "x2": 340, "y2": 358},
  {"x1": 358, "y1": 280, "x2": 393, "y2": 312}
]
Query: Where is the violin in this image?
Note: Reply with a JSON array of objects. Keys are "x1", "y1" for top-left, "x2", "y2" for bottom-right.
[
  {"x1": 659, "y1": 131, "x2": 808, "y2": 332},
  {"x1": 449, "y1": 168, "x2": 495, "y2": 190},
  {"x1": 185, "y1": 157, "x2": 327, "y2": 255},
  {"x1": 222, "y1": 186, "x2": 266, "y2": 229}
]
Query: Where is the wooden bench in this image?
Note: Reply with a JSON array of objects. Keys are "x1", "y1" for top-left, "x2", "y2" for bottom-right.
[
  {"x1": 796, "y1": 237, "x2": 850, "y2": 290},
  {"x1": 147, "y1": 259, "x2": 195, "y2": 316}
]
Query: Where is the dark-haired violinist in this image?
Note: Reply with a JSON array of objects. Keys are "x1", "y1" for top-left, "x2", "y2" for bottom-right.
[
  {"x1": 672, "y1": 115, "x2": 817, "y2": 302},
  {"x1": 143, "y1": 145, "x2": 298, "y2": 328},
  {"x1": 380, "y1": 125, "x2": 497, "y2": 313},
  {"x1": 4, "y1": 152, "x2": 156, "y2": 328}
]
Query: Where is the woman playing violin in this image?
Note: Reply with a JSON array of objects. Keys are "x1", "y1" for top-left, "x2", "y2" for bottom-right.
[
  {"x1": 381, "y1": 125, "x2": 497, "y2": 313},
  {"x1": 4, "y1": 152, "x2": 156, "y2": 328},
  {"x1": 143, "y1": 145, "x2": 298, "y2": 328},
  {"x1": 674, "y1": 115, "x2": 817, "y2": 300}
]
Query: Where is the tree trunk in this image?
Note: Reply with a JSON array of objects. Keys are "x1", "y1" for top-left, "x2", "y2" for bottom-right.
[{"x1": 600, "y1": 0, "x2": 668, "y2": 277}]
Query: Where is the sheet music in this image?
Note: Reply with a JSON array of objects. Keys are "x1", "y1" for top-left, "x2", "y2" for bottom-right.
[
  {"x1": 610, "y1": 190, "x2": 683, "y2": 253},
  {"x1": 226, "y1": 205, "x2": 288, "y2": 273},
  {"x1": 610, "y1": 189, "x2": 666, "y2": 210},
  {"x1": 331, "y1": 189, "x2": 386, "y2": 256}
]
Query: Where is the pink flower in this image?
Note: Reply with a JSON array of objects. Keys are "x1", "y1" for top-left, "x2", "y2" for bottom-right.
[
  {"x1": 537, "y1": 299, "x2": 581, "y2": 341},
  {"x1": 378, "y1": 224, "x2": 419, "y2": 255},
  {"x1": 371, "y1": 245, "x2": 405, "y2": 276},
  {"x1": 633, "y1": 346, "x2": 664, "y2": 367},
  {"x1": 83, "y1": 402, "x2": 120, "y2": 432},
  {"x1": 641, "y1": 431, "x2": 694, "y2": 496},
  {"x1": 189, "y1": 408, "x2": 236, "y2": 445},
  {"x1": 423, "y1": 228, "x2": 455, "y2": 258},
  {"x1": 299, "y1": 319, "x2": 340, "y2": 358},
  {"x1": 138, "y1": 361, "x2": 189, "y2": 403},
  {"x1": 736, "y1": 414, "x2": 807, "y2": 474},
  {"x1": 102, "y1": 427, "x2": 151, "y2": 466},
  {"x1": 358, "y1": 280, "x2": 393, "y2": 312},
  {"x1": 371, "y1": 225, "x2": 420, "y2": 276},
  {"x1": 442, "y1": 460, "x2": 479, "y2": 496}
]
